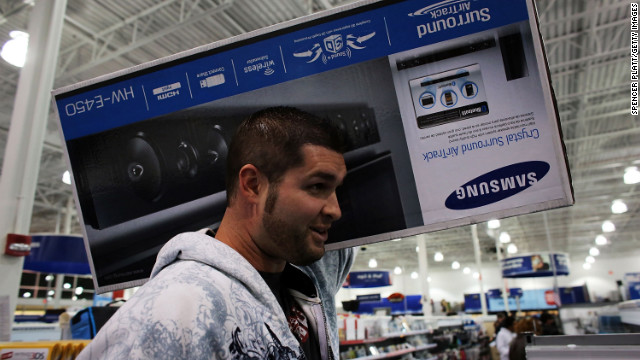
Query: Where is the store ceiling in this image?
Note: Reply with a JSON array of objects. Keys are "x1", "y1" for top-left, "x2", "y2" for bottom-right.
[{"x1": 0, "y1": 0, "x2": 635, "y2": 275}]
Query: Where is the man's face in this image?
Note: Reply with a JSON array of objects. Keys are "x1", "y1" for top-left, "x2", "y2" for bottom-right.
[{"x1": 258, "y1": 144, "x2": 346, "y2": 266}]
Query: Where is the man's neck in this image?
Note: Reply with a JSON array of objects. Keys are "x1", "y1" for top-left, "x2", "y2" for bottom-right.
[{"x1": 216, "y1": 211, "x2": 286, "y2": 273}]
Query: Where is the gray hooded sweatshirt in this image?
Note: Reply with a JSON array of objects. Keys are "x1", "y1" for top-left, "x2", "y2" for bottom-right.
[{"x1": 77, "y1": 229, "x2": 355, "y2": 359}]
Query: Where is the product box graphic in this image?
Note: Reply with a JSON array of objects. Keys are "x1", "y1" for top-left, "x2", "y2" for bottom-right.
[{"x1": 53, "y1": 0, "x2": 574, "y2": 292}]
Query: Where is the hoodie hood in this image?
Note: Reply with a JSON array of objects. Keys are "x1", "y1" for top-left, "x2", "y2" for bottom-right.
[{"x1": 151, "y1": 229, "x2": 286, "y2": 318}]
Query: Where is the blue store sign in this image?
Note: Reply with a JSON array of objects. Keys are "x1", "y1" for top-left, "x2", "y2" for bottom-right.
[
  {"x1": 344, "y1": 270, "x2": 391, "y2": 288},
  {"x1": 23, "y1": 235, "x2": 90, "y2": 275},
  {"x1": 502, "y1": 253, "x2": 569, "y2": 278}
]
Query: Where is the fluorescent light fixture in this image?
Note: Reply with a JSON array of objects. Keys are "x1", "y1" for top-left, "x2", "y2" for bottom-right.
[
  {"x1": 585, "y1": 255, "x2": 595, "y2": 264},
  {"x1": 1, "y1": 30, "x2": 28, "y2": 67},
  {"x1": 463, "y1": 267, "x2": 471, "y2": 274},
  {"x1": 499, "y1": 232, "x2": 511, "y2": 243},
  {"x1": 583, "y1": 262, "x2": 591, "y2": 270},
  {"x1": 410, "y1": 271, "x2": 418, "y2": 279},
  {"x1": 611, "y1": 199, "x2": 627, "y2": 214},
  {"x1": 595, "y1": 235, "x2": 607, "y2": 245},
  {"x1": 507, "y1": 243, "x2": 518, "y2": 254},
  {"x1": 602, "y1": 220, "x2": 615, "y2": 233},
  {"x1": 394, "y1": 266, "x2": 402, "y2": 275},
  {"x1": 451, "y1": 261, "x2": 460, "y2": 270},
  {"x1": 624, "y1": 166, "x2": 640, "y2": 184},
  {"x1": 487, "y1": 219, "x2": 501, "y2": 229},
  {"x1": 434, "y1": 251, "x2": 444, "y2": 262},
  {"x1": 589, "y1": 247, "x2": 600, "y2": 256}
]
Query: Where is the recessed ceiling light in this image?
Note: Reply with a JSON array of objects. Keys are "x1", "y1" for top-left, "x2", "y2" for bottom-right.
[
  {"x1": 487, "y1": 219, "x2": 501, "y2": 229},
  {"x1": 595, "y1": 235, "x2": 608, "y2": 245},
  {"x1": 602, "y1": 220, "x2": 615, "y2": 233},
  {"x1": 611, "y1": 199, "x2": 627, "y2": 214},
  {"x1": 624, "y1": 166, "x2": 640, "y2": 184},
  {"x1": 1, "y1": 30, "x2": 29, "y2": 67}
]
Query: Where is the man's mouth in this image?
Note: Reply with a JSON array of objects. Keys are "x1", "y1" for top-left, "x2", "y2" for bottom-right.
[{"x1": 310, "y1": 226, "x2": 329, "y2": 237}]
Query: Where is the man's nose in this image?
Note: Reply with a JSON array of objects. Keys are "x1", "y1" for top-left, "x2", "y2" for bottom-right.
[{"x1": 323, "y1": 192, "x2": 342, "y2": 222}]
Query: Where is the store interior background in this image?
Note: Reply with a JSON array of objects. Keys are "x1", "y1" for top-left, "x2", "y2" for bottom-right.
[{"x1": 0, "y1": 0, "x2": 636, "y2": 343}]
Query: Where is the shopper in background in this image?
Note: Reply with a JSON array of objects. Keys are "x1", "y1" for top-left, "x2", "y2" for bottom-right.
[
  {"x1": 539, "y1": 311, "x2": 561, "y2": 335},
  {"x1": 495, "y1": 315, "x2": 516, "y2": 360},
  {"x1": 509, "y1": 317, "x2": 542, "y2": 360},
  {"x1": 77, "y1": 107, "x2": 355, "y2": 360}
]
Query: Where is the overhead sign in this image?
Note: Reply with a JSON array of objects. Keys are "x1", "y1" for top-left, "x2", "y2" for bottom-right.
[
  {"x1": 343, "y1": 271, "x2": 391, "y2": 288},
  {"x1": 501, "y1": 252, "x2": 570, "y2": 278},
  {"x1": 23, "y1": 235, "x2": 90, "y2": 275},
  {"x1": 53, "y1": 0, "x2": 573, "y2": 292}
]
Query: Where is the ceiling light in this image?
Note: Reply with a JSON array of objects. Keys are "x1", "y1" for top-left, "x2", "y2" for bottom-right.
[
  {"x1": 72, "y1": 296, "x2": 78, "y2": 301},
  {"x1": 595, "y1": 235, "x2": 608, "y2": 245},
  {"x1": 47, "y1": 290, "x2": 55, "y2": 296},
  {"x1": 507, "y1": 243, "x2": 518, "y2": 254},
  {"x1": 63, "y1": 283, "x2": 71, "y2": 289},
  {"x1": 434, "y1": 251, "x2": 444, "y2": 262},
  {"x1": 415, "y1": 246, "x2": 419, "y2": 253},
  {"x1": 499, "y1": 232, "x2": 511, "y2": 243},
  {"x1": 368, "y1": 258, "x2": 377, "y2": 268},
  {"x1": 624, "y1": 166, "x2": 640, "y2": 184},
  {"x1": 392, "y1": 238, "x2": 402, "y2": 242},
  {"x1": 45, "y1": 275, "x2": 54, "y2": 282},
  {"x1": 585, "y1": 255, "x2": 595, "y2": 264},
  {"x1": 62, "y1": 170, "x2": 71, "y2": 185},
  {"x1": 602, "y1": 220, "x2": 615, "y2": 233},
  {"x1": 472, "y1": 271, "x2": 480, "y2": 279},
  {"x1": 410, "y1": 271, "x2": 418, "y2": 279},
  {"x1": 427, "y1": 276, "x2": 432, "y2": 282},
  {"x1": 487, "y1": 219, "x2": 501, "y2": 229},
  {"x1": 1, "y1": 30, "x2": 28, "y2": 67},
  {"x1": 451, "y1": 261, "x2": 460, "y2": 270},
  {"x1": 394, "y1": 266, "x2": 402, "y2": 275},
  {"x1": 589, "y1": 247, "x2": 600, "y2": 256},
  {"x1": 75, "y1": 287, "x2": 84, "y2": 295},
  {"x1": 463, "y1": 267, "x2": 471, "y2": 274},
  {"x1": 583, "y1": 262, "x2": 592, "y2": 270},
  {"x1": 22, "y1": 292, "x2": 31, "y2": 298},
  {"x1": 611, "y1": 199, "x2": 627, "y2": 214}
]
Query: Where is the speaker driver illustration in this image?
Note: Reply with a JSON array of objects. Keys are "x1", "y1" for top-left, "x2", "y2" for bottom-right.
[{"x1": 126, "y1": 132, "x2": 164, "y2": 202}]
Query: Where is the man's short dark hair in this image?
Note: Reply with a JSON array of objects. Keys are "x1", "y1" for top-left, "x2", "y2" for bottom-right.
[{"x1": 225, "y1": 106, "x2": 345, "y2": 205}]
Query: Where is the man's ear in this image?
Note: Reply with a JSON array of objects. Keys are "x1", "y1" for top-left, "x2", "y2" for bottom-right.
[{"x1": 237, "y1": 164, "x2": 265, "y2": 203}]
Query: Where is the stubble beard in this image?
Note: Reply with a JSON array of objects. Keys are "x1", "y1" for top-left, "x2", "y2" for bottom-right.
[{"x1": 262, "y1": 186, "x2": 324, "y2": 266}]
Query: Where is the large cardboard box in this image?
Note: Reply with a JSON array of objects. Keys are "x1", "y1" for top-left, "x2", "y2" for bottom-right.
[{"x1": 53, "y1": 0, "x2": 573, "y2": 292}]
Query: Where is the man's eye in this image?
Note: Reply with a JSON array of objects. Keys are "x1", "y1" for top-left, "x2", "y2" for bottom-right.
[{"x1": 309, "y1": 183, "x2": 325, "y2": 192}]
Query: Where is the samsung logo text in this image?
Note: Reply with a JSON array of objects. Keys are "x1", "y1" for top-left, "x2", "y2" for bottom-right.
[{"x1": 445, "y1": 161, "x2": 550, "y2": 210}]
